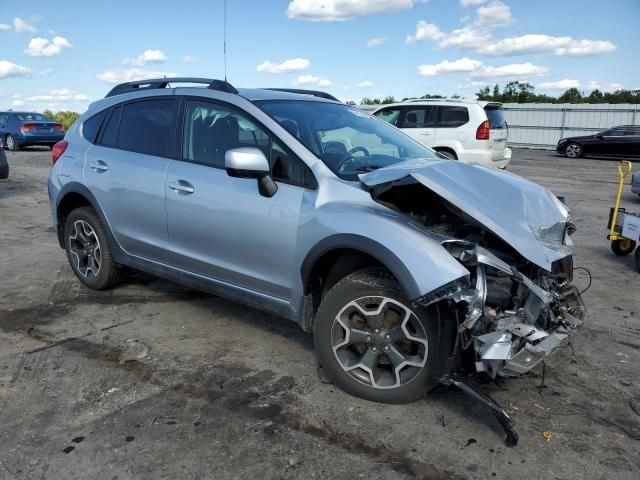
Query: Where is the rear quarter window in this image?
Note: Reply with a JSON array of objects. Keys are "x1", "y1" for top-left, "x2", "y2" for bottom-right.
[
  {"x1": 82, "y1": 110, "x2": 108, "y2": 143},
  {"x1": 436, "y1": 106, "x2": 469, "y2": 128}
]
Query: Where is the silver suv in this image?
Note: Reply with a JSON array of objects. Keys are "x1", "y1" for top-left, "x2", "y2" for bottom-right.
[{"x1": 48, "y1": 78, "x2": 585, "y2": 407}]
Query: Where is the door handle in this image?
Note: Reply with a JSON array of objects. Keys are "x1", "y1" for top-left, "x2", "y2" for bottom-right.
[
  {"x1": 90, "y1": 161, "x2": 108, "y2": 172},
  {"x1": 168, "y1": 180, "x2": 194, "y2": 194},
  {"x1": 421, "y1": 132, "x2": 433, "y2": 136}
]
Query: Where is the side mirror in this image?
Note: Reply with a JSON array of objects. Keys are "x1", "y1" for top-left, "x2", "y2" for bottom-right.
[{"x1": 225, "y1": 147, "x2": 277, "y2": 197}]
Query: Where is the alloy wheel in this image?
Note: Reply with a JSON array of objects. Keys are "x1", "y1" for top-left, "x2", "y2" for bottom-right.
[
  {"x1": 565, "y1": 143, "x2": 581, "y2": 158},
  {"x1": 331, "y1": 296, "x2": 428, "y2": 389},
  {"x1": 68, "y1": 220, "x2": 102, "y2": 279},
  {"x1": 6, "y1": 135, "x2": 15, "y2": 151}
]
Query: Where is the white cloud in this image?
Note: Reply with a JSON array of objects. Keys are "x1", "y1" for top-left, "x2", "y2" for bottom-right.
[
  {"x1": 586, "y1": 80, "x2": 625, "y2": 92},
  {"x1": 97, "y1": 68, "x2": 177, "y2": 84},
  {"x1": 0, "y1": 60, "x2": 31, "y2": 79},
  {"x1": 460, "y1": 0, "x2": 488, "y2": 6},
  {"x1": 406, "y1": 21, "x2": 443, "y2": 44},
  {"x1": 257, "y1": 57, "x2": 310, "y2": 74},
  {"x1": 475, "y1": 1, "x2": 511, "y2": 28},
  {"x1": 470, "y1": 62, "x2": 549, "y2": 79},
  {"x1": 418, "y1": 57, "x2": 483, "y2": 76},
  {"x1": 14, "y1": 17, "x2": 37, "y2": 33},
  {"x1": 356, "y1": 80, "x2": 374, "y2": 88},
  {"x1": 293, "y1": 74, "x2": 332, "y2": 86},
  {"x1": 477, "y1": 34, "x2": 616, "y2": 56},
  {"x1": 537, "y1": 79, "x2": 581, "y2": 90},
  {"x1": 25, "y1": 89, "x2": 91, "y2": 102},
  {"x1": 287, "y1": 0, "x2": 414, "y2": 21},
  {"x1": 0, "y1": 23, "x2": 11, "y2": 31},
  {"x1": 365, "y1": 37, "x2": 386, "y2": 48},
  {"x1": 12, "y1": 99, "x2": 25, "y2": 107},
  {"x1": 132, "y1": 49, "x2": 167, "y2": 66},
  {"x1": 438, "y1": 26, "x2": 491, "y2": 48},
  {"x1": 25, "y1": 36, "x2": 72, "y2": 57},
  {"x1": 183, "y1": 55, "x2": 198, "y2": 64}
]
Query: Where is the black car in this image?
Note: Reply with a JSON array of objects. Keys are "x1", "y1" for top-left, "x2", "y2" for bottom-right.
[{"x1": 557, "y1": 125, "x2": 640, "y2": 158}]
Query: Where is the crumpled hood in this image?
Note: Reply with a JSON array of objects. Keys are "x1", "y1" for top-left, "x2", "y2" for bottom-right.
[{"x1": 360, "y1": 159, "x2": 572, "y2": 271}]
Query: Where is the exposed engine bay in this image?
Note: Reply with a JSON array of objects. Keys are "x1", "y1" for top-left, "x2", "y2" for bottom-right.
[{"x1": 373, "y1": 181, "x2": 586, "y2": 380}]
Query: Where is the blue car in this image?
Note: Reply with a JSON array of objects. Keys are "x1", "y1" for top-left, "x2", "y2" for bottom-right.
[{"x1": 0, "y1": 111, "x2": 65, "y2": 151}]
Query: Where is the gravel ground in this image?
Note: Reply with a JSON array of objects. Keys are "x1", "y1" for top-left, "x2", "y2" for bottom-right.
[{"x1": 1, "y1": 147, "x2": 639, "y2": 480}]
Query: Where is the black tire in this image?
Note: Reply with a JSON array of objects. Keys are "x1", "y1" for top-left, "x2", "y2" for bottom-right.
[
  {"x1": 564, "y1": 142, "x2": 582, "y2": 158},
  {"x1": 5, "y1": 134, "x2": 19, "y2": 152},
  {"x1": 435, "y1": 149, "x2": 457, "y2": 160},
  {"x1": 314, "y1": 268, "x2": 447, "y2": 404},
  {"x1": 611, "y1": 238, "x2": 636, "y2": 256},
  {"x1": 64, "y1": 206, "x2": 122, "y2": 290}
]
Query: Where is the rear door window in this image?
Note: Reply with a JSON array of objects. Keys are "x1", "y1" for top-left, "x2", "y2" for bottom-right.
[
  {"x1": 399, "y1": 106, "x2": 435, "y2": 128},
  {"x1": 435, "y1": 106, "x2": 469, "y2": 128},
  {"x1": 373, "y1": 107, "x2": 402, "y2": 126},
  {"x1": 82, "y1": 110, "x2": 108, "y2": 143},
  {"x1": 117, "y1": 99, "x2": 177, "y2": 157},
  {"x1": 484, "y1": 107, "x2": 507, "y2": 129}
]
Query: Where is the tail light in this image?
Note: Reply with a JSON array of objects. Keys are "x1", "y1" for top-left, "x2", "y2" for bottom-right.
[
  {"x1": 52, "y1": 141, "x2": 68, "y2": 165},
  {"x1": 20, "y1": 123, "x2": 36, "y2": 133},
  {"x1": 476, "y1": 120, "x2": 490, "y2": 140},
  {"x1": 53, "y1": 124, "x2": 64, "y2": 131}
]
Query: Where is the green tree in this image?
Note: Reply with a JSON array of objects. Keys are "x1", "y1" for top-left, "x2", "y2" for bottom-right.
[
  {"x1": 476, "y1": 86, "x2": 491, "y2": 100},
  {"x1": 381, "y1": 96, "x2": 396, "y2": 104},
  {"x1": 558, "y1": 88, "x2": 583, "y2": 103},
  {"x1": 492, "y1": 84, "x2": 500, "y2": 100},
  {"x1": 43, "y1": 110, "x2": 80, "y2": 131}
]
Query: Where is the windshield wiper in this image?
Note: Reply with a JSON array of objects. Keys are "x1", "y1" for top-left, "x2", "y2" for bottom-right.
[{"x1": 351, "y1": 165, "x2": 381, "y2": 173}]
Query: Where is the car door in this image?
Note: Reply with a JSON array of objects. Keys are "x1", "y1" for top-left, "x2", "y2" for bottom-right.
[
  {"x1": 397, "y1": 106, "x2": 436, "y2": 147},
  {"x1": 84, "y1": 98, "x2": 177, "y2": 263},
  {"x1": 165, "y1": 98, "x2": 308, "y2": 300},
  {"x1": 622, "y1": 127, "x2": 640, "y2": 156},
  {"x1": 593, "y1": 128, "x2": 625, "y2": 155}
]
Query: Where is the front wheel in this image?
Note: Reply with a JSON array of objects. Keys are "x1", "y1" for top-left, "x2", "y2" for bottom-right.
[
  {"x1": 611, "y1": 238, "x2": 636, "y2": 256},
  {"x1": 314, "y1": 268, "x2": 445, "y2": 404},
  {"x1": 64, "y1": 207, "x2": 122, "y2": 289},
  {"x1": 564, "y1": 142, "x2": 582, "y2": 158}
]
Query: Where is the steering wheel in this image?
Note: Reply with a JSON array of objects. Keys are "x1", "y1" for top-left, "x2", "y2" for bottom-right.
[{"x1": 338, "y1": 146, "x2": 370, "y2": 174}]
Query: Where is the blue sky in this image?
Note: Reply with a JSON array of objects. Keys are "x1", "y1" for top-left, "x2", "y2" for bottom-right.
[{"x1": 1, "y1": 0, "x2": 638, "y2": 112}]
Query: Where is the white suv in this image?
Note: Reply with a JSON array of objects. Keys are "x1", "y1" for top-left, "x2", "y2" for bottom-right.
[{"x1": 372, "y1": 99, "x2": 511, "y2": 169}]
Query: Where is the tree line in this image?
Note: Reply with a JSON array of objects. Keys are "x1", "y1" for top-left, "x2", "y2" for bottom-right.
[
  {"x1": 42, "y1": 110, "x2": 81, "y2": 131},
  {"x1": 355, "y1": 81, "x2": 639, "y2": 105}
]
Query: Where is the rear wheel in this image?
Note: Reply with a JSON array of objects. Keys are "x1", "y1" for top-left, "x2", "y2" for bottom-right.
[
  {"x1": 635, "y1": 247, "x2": 640, "y2": 273},
  {"x1": 64, "y1": 207, "x2": 122, "y2": 289},
  {"x1": 314, "y1": 268, "x2": 445, "y2": 404},
  {"x1": 564, "y1": 143, "x2": 582, "y2": 158},
  {"x1": 611, "y1": 238, "x2": 636, "y2": 256},
  {"x1": 5, "y1": 134, "x2": 19, "y2": 152}
]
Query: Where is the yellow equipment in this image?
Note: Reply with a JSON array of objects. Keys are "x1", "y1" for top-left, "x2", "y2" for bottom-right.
[{"x1": 607, "y1": 161, "x2": 639, "y2": 266}]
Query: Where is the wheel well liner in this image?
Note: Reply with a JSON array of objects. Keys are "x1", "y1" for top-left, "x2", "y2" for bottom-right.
[{"x1": 301, "y1": 234, "x2": 422, "y2": 301}]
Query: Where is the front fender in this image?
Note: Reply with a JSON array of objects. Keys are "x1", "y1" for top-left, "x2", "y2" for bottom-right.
[{"x1": 299, "y1": 203, "x2": 470, "y2": 301}]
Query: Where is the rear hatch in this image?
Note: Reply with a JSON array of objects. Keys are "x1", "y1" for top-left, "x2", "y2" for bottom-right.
[{"x1": 483, "y1": 103, "x2": 508, "y2": 159}]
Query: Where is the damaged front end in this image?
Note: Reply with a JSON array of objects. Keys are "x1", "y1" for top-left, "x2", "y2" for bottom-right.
[
  {"x1": 425, "y1": 242, "x2": 585, "y2": 379},
  {"x1": 362, "y1": 160, "x2": 588, "y2": 445}
]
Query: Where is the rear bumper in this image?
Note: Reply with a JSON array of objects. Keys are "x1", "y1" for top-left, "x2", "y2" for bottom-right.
[
  {"x1": 459, "y1": 146, "x2": 511, "y2": 169},
  {"x1": 15, "y1": 133, "x2": 65, "y2": 146}
]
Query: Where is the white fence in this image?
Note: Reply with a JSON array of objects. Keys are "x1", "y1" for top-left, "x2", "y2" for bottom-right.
[{"x1": 501, "y1": 103, "x2": 639, "y2": 149}]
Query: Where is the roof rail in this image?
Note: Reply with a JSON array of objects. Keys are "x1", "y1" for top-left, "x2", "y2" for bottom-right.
[
  {"x1": 405, "y1": 97, "x2": 475, "y2": 103},
  {"x1": 105, "y1": 77, "x2": 238, "y2": 98},
  {"x1": 263, "y1": 88, "x2": 340, "y2": 102}
]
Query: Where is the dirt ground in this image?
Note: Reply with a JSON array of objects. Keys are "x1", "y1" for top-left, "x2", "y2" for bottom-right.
[{"x1": 1, "y1": 148, "x2": 639, "y2": 480}]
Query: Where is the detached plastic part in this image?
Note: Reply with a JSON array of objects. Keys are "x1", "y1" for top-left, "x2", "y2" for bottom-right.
[{"x1": 440, "y1": 372, "x2": 519, "y2": 447}]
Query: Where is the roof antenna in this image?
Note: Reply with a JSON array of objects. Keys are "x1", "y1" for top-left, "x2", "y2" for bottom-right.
[{"x1": 223, "y1": 0, "x2": 228, "y2": 82}]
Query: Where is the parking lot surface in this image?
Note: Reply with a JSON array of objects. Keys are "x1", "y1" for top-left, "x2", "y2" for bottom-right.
[{"x1": 1, "y1": 148, "x2": 639, "y2": 479}]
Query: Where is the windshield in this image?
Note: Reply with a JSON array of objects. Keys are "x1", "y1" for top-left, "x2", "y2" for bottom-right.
[
  {"x1": 256, "y1": 100, "x2": 439, "y2": 180},
  {"x1": 15, "y1": 113, "x2": 50, "y2": 122}
]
